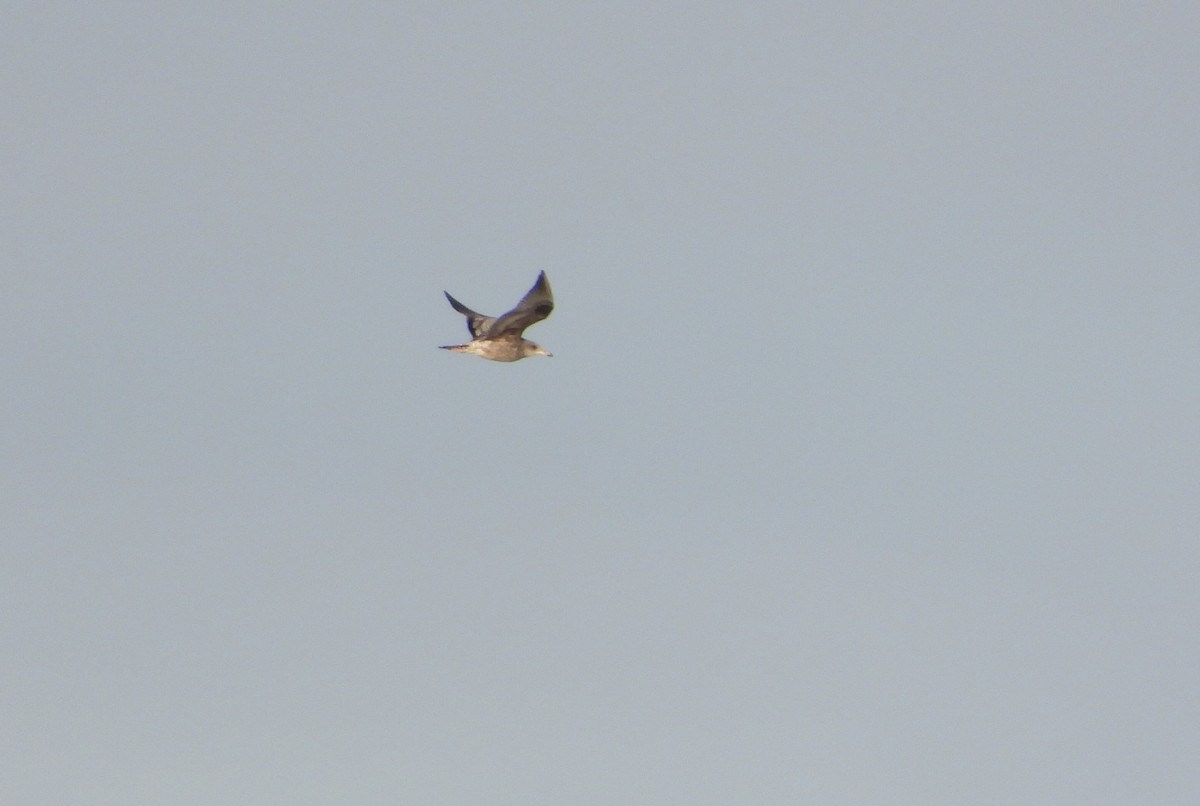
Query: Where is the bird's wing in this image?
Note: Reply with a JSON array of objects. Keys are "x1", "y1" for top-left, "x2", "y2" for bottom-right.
[
  {"x1": 443, "y1": 292, "x2": 495, "y2": 339},
  {"x1": 486, "y1": 272, "x2": 554, "y2": 337}
]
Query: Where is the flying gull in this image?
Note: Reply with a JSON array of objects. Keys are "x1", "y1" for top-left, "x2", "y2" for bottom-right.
[{"x1": 440, "y1": 271, "x2": 554, "y2": 362}]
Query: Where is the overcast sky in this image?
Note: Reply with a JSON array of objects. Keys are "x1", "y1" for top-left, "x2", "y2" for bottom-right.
[{"x1": 3, "y1": 3, "x2": 1198, "y2": 804}]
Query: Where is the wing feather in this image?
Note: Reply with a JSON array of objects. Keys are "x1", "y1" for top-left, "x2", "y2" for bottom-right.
[
  {"x1": 443, "y1": 291, "x2": 495, "y2": 338},
  {"x1": 486, "y1": 271, "x2": 554, "y2": 337}
]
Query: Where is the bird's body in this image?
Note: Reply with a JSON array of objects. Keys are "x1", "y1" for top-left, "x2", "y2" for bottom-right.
[{"x1": 440, "y1": 272, "x2": 554, "y2": 362}]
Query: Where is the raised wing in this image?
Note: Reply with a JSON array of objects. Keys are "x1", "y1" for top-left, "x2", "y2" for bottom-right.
[
  {"x1": 443, "y1": 292, "x2": 495, "y2": 339},
  {"x1": 486, "y1": 271, "x2": 554, "y2": 337}
]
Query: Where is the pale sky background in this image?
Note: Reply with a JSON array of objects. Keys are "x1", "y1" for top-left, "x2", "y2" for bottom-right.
[{"x1": 3, "y1": 3, "x2": 1198, "y2": 804}]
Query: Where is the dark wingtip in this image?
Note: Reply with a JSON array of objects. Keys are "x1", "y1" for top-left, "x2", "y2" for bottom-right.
[{"x1": 444, "y1": 291, "x2": 471, "y2": 315}]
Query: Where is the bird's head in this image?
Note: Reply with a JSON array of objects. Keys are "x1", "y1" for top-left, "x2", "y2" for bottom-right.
[{"x1": 523, "y1": 341, "x2": 553, "y2": 358}]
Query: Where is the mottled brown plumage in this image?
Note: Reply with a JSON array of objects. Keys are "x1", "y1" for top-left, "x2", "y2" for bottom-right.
[{"x1": 440, "y1": 272, "x2": 554, "y2": 362}]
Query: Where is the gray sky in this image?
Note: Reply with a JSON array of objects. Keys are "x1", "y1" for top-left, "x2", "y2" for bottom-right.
[{"x1": 3, "y1": 3, "x2": 1198, "y2": 803}]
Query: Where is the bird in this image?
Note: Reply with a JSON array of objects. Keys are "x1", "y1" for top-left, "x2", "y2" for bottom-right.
[{"x1": 440, "y1": 271, "x2": 554, "y2": 362}]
